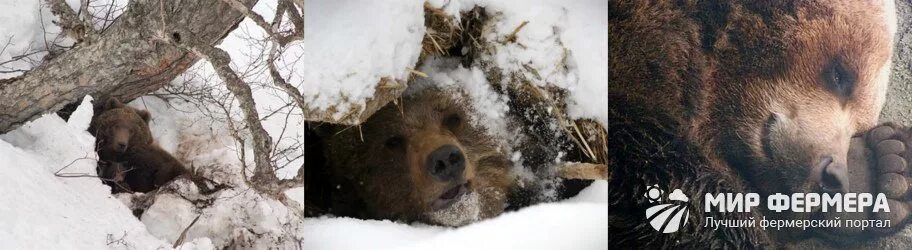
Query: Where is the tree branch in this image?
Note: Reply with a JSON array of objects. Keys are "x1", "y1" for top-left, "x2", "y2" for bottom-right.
[
  {"x1": 47, "y1": 0, "x2": 91, "y2": 41},
  {"x1": 0, "y1": 0, "x2": 259, "y2": 134},
  {"x1": 166, "y1": 27, "x2": 282, "y2": 193},
  {"x1": 221, "y1": 0, "x2": 302, "y2": 46}
]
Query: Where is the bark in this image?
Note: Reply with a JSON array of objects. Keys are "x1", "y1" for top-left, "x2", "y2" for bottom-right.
[
  {"x1": 0, "y1": 0, "x2": 258, "y2": 134},
  {"x1": 558, "y1": 162, "x2": 608, "y2": 180},
  {"x1": 47, "y1": 0, "x2": 93, "y2": 41},
  {"x1": 183, "y1": 41, "x2": 280, "y2": 191},
  {"x1": 169, "y1": 26, "x2": 304, "y2": 194}
]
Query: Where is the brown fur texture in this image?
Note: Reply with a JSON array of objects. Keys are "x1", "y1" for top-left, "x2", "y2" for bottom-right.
[
  {"x1": 90, "y1": 98, "x2": 186, "y2": 193},
  {"x1": 318, "y1": 87, "x2": 513, "y2": 226},
  {"x1": 609, "y1": 0, "x2": 894, "y2": 247}
]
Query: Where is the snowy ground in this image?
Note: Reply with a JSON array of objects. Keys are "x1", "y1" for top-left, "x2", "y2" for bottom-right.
[
  {"x1": 0, "y1": 0, "x2": 607, "y2": 248},
  {"x1": 0, "y1": 97, "x2": 167, "y2": 249},
  {"x1": 303, "y1": 181, "x2": 607, "y2": 250}
]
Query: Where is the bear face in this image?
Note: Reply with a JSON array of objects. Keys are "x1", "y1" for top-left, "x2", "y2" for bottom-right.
[
  {"x1": 91, "y1": 98, "x2": 154, "y2": 160},
  {"x1": 702, "y1": 1, "x2": 894, "y2": 205},
  {"x1": 322, "y1": 87, "x2": 513, "y2": 226},
  {"x1": 608, "y1": 0, "x2": 899, "y2": 246}
]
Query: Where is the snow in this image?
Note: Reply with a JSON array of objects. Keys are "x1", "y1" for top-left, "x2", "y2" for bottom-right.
[
  {"x1": 140, "y1": 183, "x2": 304, "y2": 248},
  {"x1": 0, "y1": 0, "x2": 607, "y2": 248},
  {"x1": 128, "y1": 97, "x2": 181, "y2": 154},
  {"x1": 416, "y1": 57, "x2": 514, "y2": 145},
  {"x1": 0, "y1": 96, "x2": 167, "y2": 249},
  {"x1": 428, "y1": 0, "x2": 608, "y2": 125},
  {"x1": 0, "y1": 1, "x2": 66, "y2": 79},
  {"x1": 0, "y1": 0, "x2": 126, "y2": 79},
  {"x1": 560, "y1": 0, "x2": 609, "y2": 124},
  {"x1": 218, "y1": 0, "x2": 425, "y2": 121},
  {"x1": 303, "y1": 180, "x2": 608, "y2": 250},
  {"x1": 119, "y1": 96, "x2": 306, "y2": 248},
  {"x1": 294, "y1": 0, "x2": 424, "y2": 116}
]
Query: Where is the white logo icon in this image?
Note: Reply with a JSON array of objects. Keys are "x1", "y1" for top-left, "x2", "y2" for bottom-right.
[{"x1": 644, "y1": 185, "x2": 690, "y2": 233}]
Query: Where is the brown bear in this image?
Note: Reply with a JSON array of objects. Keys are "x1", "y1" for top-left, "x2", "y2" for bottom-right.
[
  {"x1": 609, "y1": 0, "x2": 902, "y2": 248},
  {"x1": 312, "y1": 87, "x2": 514, "y2": 226},
  {"x1": 89, "y1": 98, "x2": 186, "y2": 193}
]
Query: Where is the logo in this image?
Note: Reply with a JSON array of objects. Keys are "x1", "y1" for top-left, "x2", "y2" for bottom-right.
[{"x1": 644, "y1": 184, "x2": 690, "y2": 233}]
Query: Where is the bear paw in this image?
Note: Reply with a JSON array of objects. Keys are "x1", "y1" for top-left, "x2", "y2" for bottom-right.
[{"x1": 865, "y1": 123, "x2": 912, "y2": 227}]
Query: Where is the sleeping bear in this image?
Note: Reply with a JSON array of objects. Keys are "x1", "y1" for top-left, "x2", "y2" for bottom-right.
[{"x1": 608, "y1": 0, "x2": 907, "y2": 248}]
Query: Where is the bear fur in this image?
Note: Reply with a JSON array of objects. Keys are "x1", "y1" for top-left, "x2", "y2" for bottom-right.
[
  {"x1": 312, "y1": 87, "x2": 514, "y2": 226},
  {"x1": 89, "y1": 98, "x2": 186, "y2": 193},
  {"x1": 609, "y1": 0, "x2": 896, "y2": 248}
]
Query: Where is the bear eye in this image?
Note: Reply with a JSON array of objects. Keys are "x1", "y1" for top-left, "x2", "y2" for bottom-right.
[
  {"x1": 822, "y1": 59, "x2": 855, "y2": 98},
  {"x1": 443, "y1": 114, "x2": 462, "y2": 130},
  {"x1": 384, "y1": 136, "x2": 405, "y2": 149}
]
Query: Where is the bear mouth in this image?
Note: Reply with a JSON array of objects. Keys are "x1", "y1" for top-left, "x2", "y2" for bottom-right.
[{"x1": 431, "y1": 181, "x2": 470, "y2": 210}]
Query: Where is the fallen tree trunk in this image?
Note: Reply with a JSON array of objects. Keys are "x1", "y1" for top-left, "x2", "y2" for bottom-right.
[{"x1": 0, "y1": 0, "x2": 257, "y2": 134}]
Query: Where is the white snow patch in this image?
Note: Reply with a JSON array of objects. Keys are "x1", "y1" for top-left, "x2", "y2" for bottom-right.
[
  {"x1": 302, "y1": 181, "x2": 608, "y2": 250},
  {"x1": 141, "y1": 184, "x2": 303, "y2": 248},
  {"x1": 293, "y1": 0, "x2": 425, "y2": 116}
]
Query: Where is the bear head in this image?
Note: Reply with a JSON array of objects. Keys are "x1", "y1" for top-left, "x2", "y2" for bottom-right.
[
  {"x1": 322, "y1": 87, "x2": 513, "y2": 226},
  {"x1": 691, "y1": 1, "x2": 895, "y2": 223},
  {"x1": 92, "y1": 98, "x2": 154, "y2": 158}
]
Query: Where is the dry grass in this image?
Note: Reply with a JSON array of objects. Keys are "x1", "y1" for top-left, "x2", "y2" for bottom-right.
[
  {"x1": 420, "y1": 4, "x2": 487, "y2": 63},
  {"x1": 422, "y1": 3, "x2": 459, "y2": 58}
]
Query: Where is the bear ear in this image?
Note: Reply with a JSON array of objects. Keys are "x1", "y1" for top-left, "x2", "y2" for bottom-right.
[
  {"x1": 136, "y1": 110, "x2": 152, "y2": 123},
  {"x1": 105, "y1": 97, "x2": 124, "y2": 110}
]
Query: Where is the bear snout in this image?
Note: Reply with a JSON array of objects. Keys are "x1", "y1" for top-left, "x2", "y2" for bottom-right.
[
  {"x1": 812, "y1": 155, "x2": 850, "y2": 194},
  {"x1": 112, "y1": 128, "x2": 132, "y2": 152},
  {"x1": 426, "y1": 144, "x2": 466, "y2": 182}
]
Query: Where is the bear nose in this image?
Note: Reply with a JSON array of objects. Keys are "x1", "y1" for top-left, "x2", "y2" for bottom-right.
[
  {"x1": 426, "y1": 145, "x2": 466, "y2": 182},
  {"x1": 117, "y1": 143, "x2": 128, "y2": 152},
  {"x1": 816, "y1": 156, "x2": 849, "y2": 193}
]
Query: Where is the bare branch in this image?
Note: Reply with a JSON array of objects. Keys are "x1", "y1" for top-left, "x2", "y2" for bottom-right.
[
  {"x1": 46, "y1": 0, "x2": 93, "y2": 41},
  {"x1": 166, "y1": 27, "x2": 282, "y2": 192},
  {"x1": 282, "y1": 0, "x2": 304, "y2": 39},
  {"x1": 173, "y1": 214, "x2": 202, "y2": 248},
  {"x1": 79, "y1": 0, "x2": 96, "y2": 36},
  {"x1": 54, "y1": 155, "x2": 97, "y2": 175},
  {"x1": 267, "y1": 46, "x2": 306, "y2": 112},
  {"x1": 221, "y1": 0, "x2": 303, "y2": 46}
]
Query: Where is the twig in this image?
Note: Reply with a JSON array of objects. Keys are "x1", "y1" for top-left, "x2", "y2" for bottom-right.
[
  {"x1": 173, "y1": 214, "x2": 202, "y2": 248},
  {"x1": 407, "y1": 68, "x2": 428, "y2": 78},
  {"x1": 221, "y1": 0, "x2": 303, "y2": 46},
  {"x1": 505, "y1": 20, "x2": 529, "y2": 43},
  {"x1": 54, "y1": 155, "x2": 96, "y2": 175}
]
